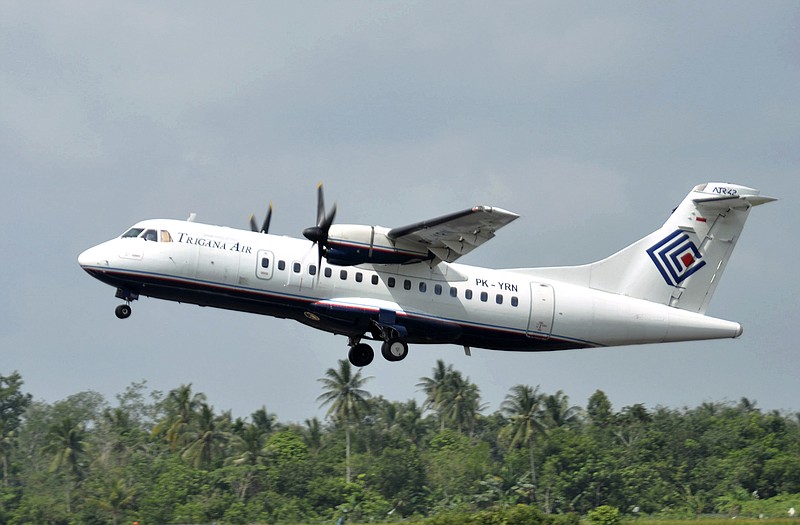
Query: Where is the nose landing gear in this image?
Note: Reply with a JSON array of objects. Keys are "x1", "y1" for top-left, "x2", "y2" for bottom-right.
[
  {"x1": 114, "y1": 288, "x2": 138, "y2": 320},
  {"x1": 115, "y1": 304, "x2": 132, "y2": 319}
]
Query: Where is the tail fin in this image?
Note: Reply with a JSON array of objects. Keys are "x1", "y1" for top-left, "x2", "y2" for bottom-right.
[{"x1": 526, "y1": 183, "x2": 776, "y2": 313}]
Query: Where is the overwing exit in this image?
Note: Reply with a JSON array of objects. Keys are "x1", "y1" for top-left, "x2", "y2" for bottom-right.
[{"x1": 78, "y1": 182, "x2": 775, "y2": 367}]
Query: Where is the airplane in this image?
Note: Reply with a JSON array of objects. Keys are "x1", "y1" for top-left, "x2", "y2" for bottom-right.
[{"x1": 78, "y1": 182, "x2": 775, "y2": 367}]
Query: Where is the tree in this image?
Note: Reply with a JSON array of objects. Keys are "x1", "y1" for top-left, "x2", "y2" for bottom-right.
[
  {"x1": 181, "y1": 403, "x2": 229, "y2": 469},
  {"x1": 251, "y1": 405, "x2": 279, "y2": 435},
  {"x1": 501, "y1": 384, "x2": 546, "y2": 499},
  {"x1": 0, "y1": 371, "x2": 32, "y2": 486},
  {"x1": 543, "y1": 390, "x2": 582, "y2": 428},
  {"x1": 418, "y1": 361, "x2": 484, "y2": 434},
  {"x1": 154, "y1": 383, "x2": 206, "y2": 450},
  {"x1": 42, "y1": 416, "x2": 86, "y2": 513},
  {"x1": 317, "y1": 359, "x2": 372, "y2": 483},
  {"x1": 587, "y1": 390, "x2": 614, "y2": 429},
  {"x1": 417, "y1": 360, "x2": 454, "y2": 432},
  {"x1": 88, "y1": 477, "x2": 136, "y2": 525},
  {"x1": 441, "y1": 371, "x2": 484, "y2": 434}
]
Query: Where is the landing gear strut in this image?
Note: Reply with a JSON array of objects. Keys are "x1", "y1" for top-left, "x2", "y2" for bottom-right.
[{"x1": 114, "y1": 288, "x2": 138, "y2": 320}]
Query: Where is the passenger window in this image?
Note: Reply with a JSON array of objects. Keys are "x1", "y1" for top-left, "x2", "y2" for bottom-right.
[
  {"x1": 340, "y1": 269, "x2": 347, "y2": 280},
  {"x1": 449, "y1": 287, "x2": 457, "y2": 298},
  {"x1": 371, "y1": 275, "x2": 379, "y2": 285},
  {"x1": 388, "y1": 277, "x2": 395, "y2": 288},
  {"x1": 293, "y1": 262, "x2": 301, "y2": 273},
  {"x1": 309, "y1": 265, "x2": 317, "y2": 276},
  {"x1": 160, "y1": 230, "x2": 173, "y2": 242},
  {"x1": 278, "y1": 260, "x2": 286, "y2": 271},
  {"x1": 324, "y1": 267, "x2": 332, "y2": 278},
  {"x1": 496, "y1": 294, "x2": 503, "y2": 305},
  {"x1": 356, "y1": 272, "x2": 363, "y2": 283},
  {"x1": 404, "y1": 279, "x2": 411, "y2": 290},
  {"x1": 143, "y1": 229, "x2": 158, "y2": 242},
  {"x1": 511, "y1": 296, "x2": 519, "y2": 307},
  {"x1": 261, "y1": 257, "x2": 270, "y2": 269},
  {"x1": 419, "y1": 282, "x2": 427, "y2": 293},
  {"x1": 434, "y1": 284, "x2": 442, "y2": 295},
  {"x1": 480, "y1": 292, "x2": 488, "y2": 302},
  {"x1": 465, "y1": 289, "x2": 473, "y2": 300}
]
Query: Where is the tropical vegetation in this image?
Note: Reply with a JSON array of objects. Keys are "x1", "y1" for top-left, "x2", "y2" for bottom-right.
[{"x1": 0, "y1": 364, "x2": 798, "y2": 524}]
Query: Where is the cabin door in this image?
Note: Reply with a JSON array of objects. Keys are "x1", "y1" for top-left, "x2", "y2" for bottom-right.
[{"x1": 526, "y1": 282, "x2": 554, "y2": 339}]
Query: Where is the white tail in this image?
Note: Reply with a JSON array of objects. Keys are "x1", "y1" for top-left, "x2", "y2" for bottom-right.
[{"x1": 522, "y1": 183, "x2": 776, "y2": 313}]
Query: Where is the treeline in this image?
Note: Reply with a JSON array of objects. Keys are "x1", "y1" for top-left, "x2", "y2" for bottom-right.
[{"x1": 1, "y1": 362, "x2": 799, "y2": 525}]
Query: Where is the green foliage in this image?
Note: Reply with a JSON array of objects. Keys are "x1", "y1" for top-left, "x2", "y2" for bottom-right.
[
  {"x1": 3, "y1": 369, "x2": 800, "y2": 524},
  {"x1": 588, "y1": 505, "x2": 621, "y2": 525}
]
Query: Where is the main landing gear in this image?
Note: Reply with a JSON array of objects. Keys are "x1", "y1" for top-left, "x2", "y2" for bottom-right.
[
  {"x1": 114, "y1": 288, "x2": 138, "y2": 320},
  {"x1": 347, "y1": 336, "x2": 409, "y2": 367}
]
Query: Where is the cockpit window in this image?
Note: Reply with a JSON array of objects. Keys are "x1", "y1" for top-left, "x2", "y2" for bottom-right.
[
  {"x1": 143, "y1": 229, "x2": 157, "y2": 241},
  {"x1": 121, "y1": 228, "x2": 144, "y2": 238},
  {"x1": 161, "y1": 230, "x2": 173, "y2": 242}
]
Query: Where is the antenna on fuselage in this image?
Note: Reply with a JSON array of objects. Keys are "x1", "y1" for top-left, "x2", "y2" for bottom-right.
[{"x1": 187, "y1": 213, "x2": 197, "y2": 222}]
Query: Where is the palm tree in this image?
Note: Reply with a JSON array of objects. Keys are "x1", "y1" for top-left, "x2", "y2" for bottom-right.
[
  {"x1": 419, "y1": 362, "x2": 484, "y2": 434},
  {"x1": 303, "y1": 417, "x2": 323, "y2": 452},
  {"x1": 542, "y1": 390, "x2": 582, "y2": 428},
  {"x1": 43, "y1": 416, "x2": 87, "y2": 513},
  {"x1": 228, "y1": 422, "x2": 268, "y2": 500},
  {"x1": 397, "y1": 399, "x2": 427, "y2": 445},
  {"x1": 317, "y1": 359, "x2": 372, "y2": 483},
  {"x1": 441, "y1": 371, "x2": 484, "y2": 434},
  {"x1": 89, "y1": 477, "x2": 136, "y2": 525},
  {"x1": 417, "y1": 360, "x2": 454, "y2": 431},
  {"x1": 181, "y1": 403, "x2": 229, "y2": 469},
  {"x1": 153, "y1": 384, "x2": 206, "y2": 450},
  {"x1": 500, "y1": 384, "x2": 545, "y2": 499},
  {"x1": 251, "y1": 405, "x2": 279, "y2": 434}
]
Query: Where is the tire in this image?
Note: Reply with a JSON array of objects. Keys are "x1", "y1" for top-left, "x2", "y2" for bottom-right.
[
  {"x1": 348, "y1": 343, "x2": 374, "y2": 367},
  {"x1": 115, "y1": 304, "x2": 132, "y2": 319},
  {"x1": 381, "y1": 338, "x2": 408, "y2": 362}
]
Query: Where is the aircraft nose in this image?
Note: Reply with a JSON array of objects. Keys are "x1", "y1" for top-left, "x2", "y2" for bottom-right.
[{"x1": 78, "y1": 245, "x2": 109, "y2": 269}]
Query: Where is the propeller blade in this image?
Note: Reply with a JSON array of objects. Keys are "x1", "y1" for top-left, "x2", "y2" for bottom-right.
[
  {"x1": 249, "y1": 214, "x2": 259, "y2": 233},
  {"x1": 261, "y1": 202, "x2": 273, "y2": 234},
  {"x1": 305, "y1": 183, "x2": 337, "y2": 268},
  {"x1": 316, "y1": 183, "x2": 326, "y2": 226},
  {"x1": 321, "y1": 203, "x2": 336, "y2": 230}
]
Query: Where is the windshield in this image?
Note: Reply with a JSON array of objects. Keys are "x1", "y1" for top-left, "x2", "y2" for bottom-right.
[{"x1": 121, "y1": 228, "x2": 144, "y2": 238}]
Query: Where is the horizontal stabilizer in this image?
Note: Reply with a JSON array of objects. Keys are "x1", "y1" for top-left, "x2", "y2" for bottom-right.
[{"x1": 514, "y1": 182, "x2": 775, "y2": 314}]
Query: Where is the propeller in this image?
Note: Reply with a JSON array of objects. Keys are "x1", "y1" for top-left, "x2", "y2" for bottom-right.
[
  {"x1": 303, "y1": 183, "x2": 337, "y2": 268},
  {"x1": 249, "y1": 202, "x2": 273, "y2": 234}
]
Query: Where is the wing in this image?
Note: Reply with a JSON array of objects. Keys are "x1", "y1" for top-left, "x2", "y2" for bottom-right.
[{"x1": 387, "y1": 206, "x2": 519, "y2": 263}]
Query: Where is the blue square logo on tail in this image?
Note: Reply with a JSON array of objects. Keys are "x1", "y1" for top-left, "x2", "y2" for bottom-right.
[{"x1": 647, "y1": 229, "x2": 706, "y2": 286}]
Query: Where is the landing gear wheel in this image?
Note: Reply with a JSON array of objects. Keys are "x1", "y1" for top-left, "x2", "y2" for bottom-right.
[
  {"x1": 348, "y1": 343, "x2": 374, "y2": 367},
  {"x1": 115, "y1": 304, "x2": 132, "y2": 319},
  {"x1": 381, "y1": 338, "x2": 408, "y2": 362}
]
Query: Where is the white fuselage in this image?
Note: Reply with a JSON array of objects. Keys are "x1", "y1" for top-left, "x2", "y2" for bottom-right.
[{"x1": 78, "y1": 218, "x2": 742, "y2": 355}]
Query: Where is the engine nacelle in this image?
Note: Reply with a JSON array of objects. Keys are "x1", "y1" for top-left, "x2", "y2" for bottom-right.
[{"x1": 325, "y1": 224, "x2": 430, "y2": 266}]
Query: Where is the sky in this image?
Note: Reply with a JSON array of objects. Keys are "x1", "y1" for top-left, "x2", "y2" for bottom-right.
[{"x1": 2, "y1": 2, "x2": 799, "y2": 423}]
